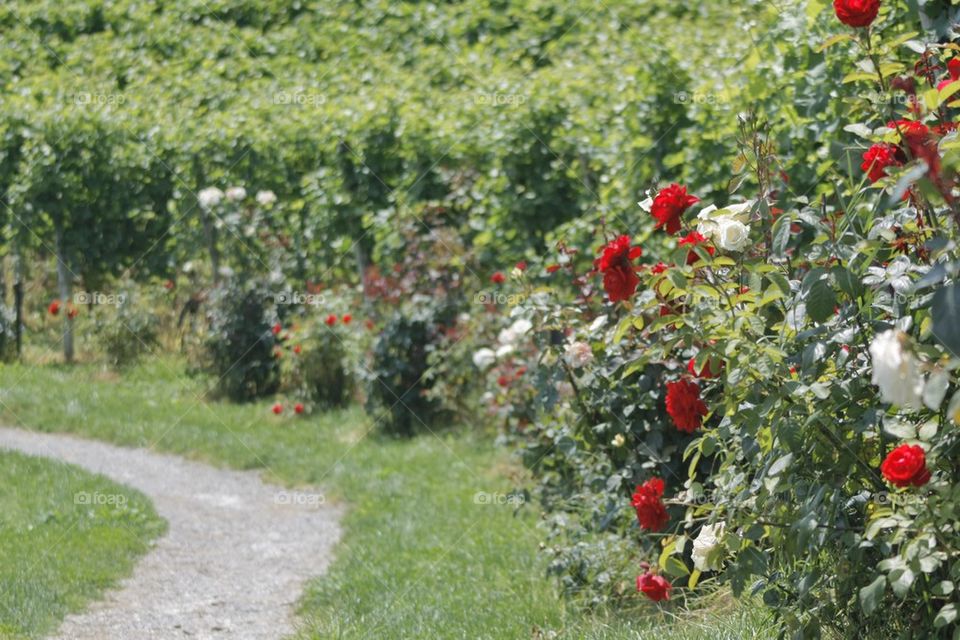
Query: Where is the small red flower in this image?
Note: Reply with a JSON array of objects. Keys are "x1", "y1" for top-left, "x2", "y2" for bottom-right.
[
  {"x1": 888, "y1": 120, "x2": 930, "y2": 146},
  {"x1": 293, "y1": 344, "x2": 302, "y2": 355},
  {"x1": 342, "y1": 314, "x2": 352, "y2": 324},
  {"x1": 665, "y1": 380, "x2": 708, "y2": 433},
  {"x1": 271, "y1": 403, "x2": 283, "y2": 415},
  {"x1": 637, "y1": 571, "x2": 672, "y2": 602},
  {"x1": 546, "y1": 264, "x2": 561, "y2": 274},
  {"x1": 515, "y1": 260, "x2": 527, "y2": 271},
  {"x1": 949, "y1": 58, "x2": 960, "y2": 82},
  {"x1": 833, "y1": 0, "x2": 880, "y2": 28},
  {"x1": 497, "y1": 375, "x2": 510, "y2": 387},
  {"x1": 595, "y1": 235, "x2": 642, "y2": 303},
  {"x1": 294, "y1": 403, "x2": 305, "y2": 415},
  {"x1": 650, "y1": 262, "x2": 670, "y2": 275},
  {"x1": 651, "y1": 184, "x2": 699, "y2": 235},
  {"x1": 861, "y1": 143, "x2": 903, "y2": 183},
  {"x1": 273, "y1": 348, "x2": 282, "y2": 359},
  {"x1": 881, "y1": 444, "x2": 931, "y2": 488},
  {"x1": 687, "y1": 357, "x2": 721, "y2": 379},
  {"x1": 491, "y1": 272, "x2": 506, "y2": 284},
  {"x1": 66, "y1": 305, "x2": 78, "y2": 320},
  {"x1": 325, "y1": 314, "x2": 337, "y2": 327},
  {"x1": 515, "y1": 366, "x2": 527, "y2": 378},
  {"x1": 48, "y1": 300, "x2": 61, "y2": 316},
  {"x1": 164, "y1": 279, "x2": 175, "y2": 291},
  {"x1": 678, "y1": 231, "x2": 714, "y2": 266},
  {"x1": 631, "y1": 477, "x2": 669, "y2": 532},
  {"x1": 272, "y1": 323, "x2": 282, "y2": 336}
]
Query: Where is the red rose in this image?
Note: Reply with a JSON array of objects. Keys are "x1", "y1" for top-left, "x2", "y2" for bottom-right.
[
  {"x1": 678, "y1": 231, "x2": 714, "y2": 266},
  {"x1": 546, "y1": 264, "x2": 561, "y2": 274},
  {"x1": 515, "y1": 260, "x2": 527, "y2": 271},
  {"x1": 596, "y1": 235, "x2": 642, "y2": 303},
  {"x1": 271, "y1": 403, "x2": 283, "y2": 415},
  {"x1": 637, "y1": 571, "x2": 671, "y2": 602},
  {"x1": 861, "y1": 143, "x2": 903, "y2": 183},
  {"x1": 67, "y1": 306, "x2": 79, "y2": 320},
  {"x1": 497, "y1": 375, "x2": 510, "y2": 387},
  {"x1": 272, "y1": 323, "x2": 282, "y2": 335},
  {"x1": 887, "y1": 120, "x2": 930, "y2": 146},
  {"x1": 293, "y1": 344, "x2": 302, "y2": 355},
  {"x1": 949, "y1": 58, "x2": 960, "y2": 82},
  {"x1": 48, "y1": 300, "x2": 61, "y2": 316},
  {"x1": 164, "y1": 279, "x2": 175, "y2": 291},
  {"x1": 880, "y1": 444, "x2": 931, "y2": 488},
  {"x1": 491, "y1": 271, "x2": 506, "y2": 284},
  {"x1": 325, "y1": 314, "x2": 337, "y2": 326},
  {"x1": 687, "y1": 357, "x2": 721, "y2": 379},
  {"x1": 602, "y1": 267, "x2": 640, "y2": 303},
  {"x1": 294, "y1": 403, "x2": 305, "y2": 415},
  {"x1": 833, "y1": 0, "x2": 880, "y2": 28},
  {"x1": 665, "y1": 379, "x2": 708, "y2": 433},
  {"x1": 651, "y1": 184, "x2": 699, "y2": 235},
  {"x1": 631, "y1": 477, "x2": 669, "y2": 532},
  {"x1": 342, "y1": 314, "x2": 352, "y2": 324}
]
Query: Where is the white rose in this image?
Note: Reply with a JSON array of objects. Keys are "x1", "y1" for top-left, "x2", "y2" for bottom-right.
[
  {"x1": 495, "y1": 344, "x2": 514, "y2": 359},
  {"x1": 225, "y1": 186, "x2": 247, "y2": 202},
  {"x1": 869, "y1": 330, "x2": 925, "y2": 410},
  {"x1": 691, "y1": 522, "x2": 725, "y2": 572},
  {"x1": 256, "y1": 190, "x2": 277, "y2": 207},
  {"x1": 564, "y1": 341, "x2": 593, "y2": 368},
  {"x1": 472, "y1": 348, "x2": 496, "y2": 369},
  {"x1": 715, "y1": 217, "x2": 751, "y2": 252},
  {"x1": 197, "y1": 187, "x2": 224, "y2": 209},
  {"x1": 498, "y1": 318, "x2": 533, "y2": 345}
]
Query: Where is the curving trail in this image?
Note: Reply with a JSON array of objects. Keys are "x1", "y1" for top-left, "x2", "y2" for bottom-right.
[{"x1": 0, "y1": 427, "x2": 342, "y2": 640}]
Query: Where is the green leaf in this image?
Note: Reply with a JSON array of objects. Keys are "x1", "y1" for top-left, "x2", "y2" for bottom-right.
[
  {"x1": 806, "y1": 278, "x2": 837, "y2": 324},
  {"x1": 932, "y1": 284, "x2": 960, "y2": 357},
  {"x1": 936, "y1": 604, "x2": 958, "y2": 629},
  {"x1": 859, "y1": 575, "x2": 886, "y2": 615}
]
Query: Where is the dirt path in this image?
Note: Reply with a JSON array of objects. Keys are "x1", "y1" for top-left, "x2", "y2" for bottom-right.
[{"x1": 0, "y1": 427, "x2": 342, "y2": 640}]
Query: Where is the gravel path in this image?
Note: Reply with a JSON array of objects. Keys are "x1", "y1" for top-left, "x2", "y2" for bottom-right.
[{"x1": 0, "y1": 427, "x2": 342, "y2": 640}]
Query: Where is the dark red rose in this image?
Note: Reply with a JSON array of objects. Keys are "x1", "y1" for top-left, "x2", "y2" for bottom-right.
[
  {"x1": 596, "y1": 235, "x2": 642, "y2": 303},
  {"x1": 271, "y1": 403, "x2": 283, "y2": 415},
  {"x1": 490, "y1": 271, "x2": 506, "y2": 284},
  {"x1": 293, "y1": 344, "x2": 302, "y2": 355},
  {"x1": 515, "y1": 260, "x2": 527, "y2": 271},
  {"x1": 272, "y1": 323, "x2": 282, "y2": 335},
  {"x1": 881, "y1": 444, "x2": 931, "y2": 488},
  {"x1": 665, "y1": 379, "x2": 708, "y2": 433},
  {"x1": 546, "y1": 264, "x2": 561, "y2": 274},
  {"x1": 342, "y1": 314, "x2": 352, "y2": 324},
  {"x1": 325, "y1": 314, "x2": 337, "y2": 326},
  {"x1": 497, "y1": 375, "x2": 509, "y2": 387},
  {"x1": 631, "y1": 477, "x2": 669, "y2": 531},
  {"x1": 650, "y1": 184, "x2": 699, "y2": 235},
  {"x1": 637, "y1": 572, "x2": 672, "y2": 602},
  {"x1": 48, "y1": 300, "x2": 61, "y2": 316},
  {"x1": 294, "y1": 403, "x2": 304, "y2": 415},
  {"x1": 861, "y1": 143, "x2": 903, "y2": 183},
  {"x1": 833, "y1": 0, "x2": 880, "y2": 28}
]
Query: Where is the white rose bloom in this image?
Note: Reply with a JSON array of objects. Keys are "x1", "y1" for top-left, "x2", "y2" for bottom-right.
[
  {"x1": 256, "y1": 190, "x2": 277, "y2": 206},
  {"x1": 564, "y1": 341, "x2": 593, "y2": 368},
  {"x1": 715, "y1": 217, "x2": 751, "y2": 252},
  {"x1": 495, "y1": 344, "x2": 514, "y2": 359},
  {"x1": 869, "y1": 330, "x2": 925, "y2": 410},
  {"x1": 691, "y1": 522, "x2": 725, "y2": 572},
  {"x1": 637, "y1": 196, "x2": 653, "y2": 212},
  {"x1": 197, "y1": 187, "x2": 224, "y2": 209},
  {"x1": 472, "y1": 348, "x2": 496, "y2": 369},
  {"x1": 498, "y1": 318, "x2": 533, "y2": 345},
  {"x1": 225, "y1": 186, "x2": 247, "y2": 202}
]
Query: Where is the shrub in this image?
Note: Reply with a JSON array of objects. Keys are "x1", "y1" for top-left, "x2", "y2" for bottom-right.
[
  {"x1": 95, "y1": 294, "x2": 159, "y2": 368},
  {"x1": 294, "y1": 324, "x2": 353, "y2": 409},
  {"x1": 366, "y1": 310, "x2": 444, "y2": 437},
  {"x1": 201, "y1": 279, "x2": 280, "y2": 402}
]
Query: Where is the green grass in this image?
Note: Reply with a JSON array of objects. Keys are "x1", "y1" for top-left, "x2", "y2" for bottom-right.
[
  {"x1": 0, "y1": 358, "x2": 779, "y2": 639},
  {"x1": 0, "y1": 449, "x2": 165, "y2": 639}
]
